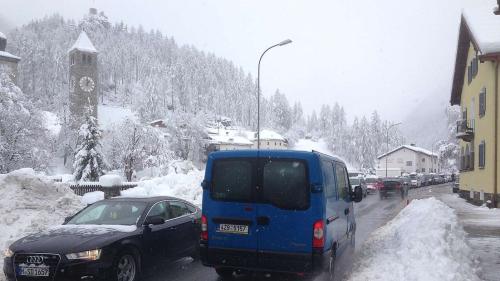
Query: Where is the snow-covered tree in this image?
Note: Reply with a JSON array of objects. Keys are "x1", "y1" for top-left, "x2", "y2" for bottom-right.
[
  {"x1": 73, "y1": 108, "x2": 106, "y2": 181},
  {"x1": 0, "y1": 70, "x2": 50, "y2": 172}
]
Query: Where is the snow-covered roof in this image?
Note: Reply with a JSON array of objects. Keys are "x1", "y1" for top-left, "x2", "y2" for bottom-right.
[
  {"x1": 0, "y1": 31, "x2": 5, "y2": 39},
  {"x1": 253, "y1": 129, "x2": 286, "y2": 141},
  {"x1": 0, "y1": 51, "x2": 20, "y2": 61},
  {"x1": 463, "y1": 4, "x2": 500, "y2": 54},
  {"x1": 377, "y1": 145, "x2": 437, "y2": 159},
  {"x1": 68, "y1": 31, "x2": 98, "y2": 53}
]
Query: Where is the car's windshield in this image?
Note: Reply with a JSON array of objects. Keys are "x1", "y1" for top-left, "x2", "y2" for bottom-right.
[
  {"x1": 350, "y1": 178, "x2": 360, "y2": 185},
  {"x1": 67, "y1": 201, "x2": 147, "y2": 226}
]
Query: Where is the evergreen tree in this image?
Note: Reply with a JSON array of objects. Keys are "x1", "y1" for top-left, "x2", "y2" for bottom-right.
[{"x1": 73, "y1": 108, "x2": 106, "y2": 181}]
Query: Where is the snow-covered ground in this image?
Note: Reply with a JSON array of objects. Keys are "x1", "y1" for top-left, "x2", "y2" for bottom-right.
[
  {"x1": 98, "y1": 104, "x2": 138, "y2": 129},
  {"x1": 0, "y1": 169, "x2": 84, "y2": 271},
  {"x1": 348, "y1": 197, "x2": 481, "y2": 281}
]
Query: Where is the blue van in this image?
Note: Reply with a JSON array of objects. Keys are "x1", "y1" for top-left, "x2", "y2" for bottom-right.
[{"x1": 199, "y1": 150, "x2": 362, "y2": 280}]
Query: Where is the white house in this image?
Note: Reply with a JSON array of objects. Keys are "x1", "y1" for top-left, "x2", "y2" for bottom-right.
[
  {"x1": 249, "y1": 130, "x2": 288, "y2": 150},
  {"x1": 377, "y1": 144, "x2": 439, "y2": 176},
  {"x1": 207, "y1": 134, "x2": 253, "y2": 151}
]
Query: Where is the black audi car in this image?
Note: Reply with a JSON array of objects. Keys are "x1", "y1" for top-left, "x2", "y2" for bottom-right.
[{"x1": 3, "y1": 196, "x2": 201, "y2": 281}]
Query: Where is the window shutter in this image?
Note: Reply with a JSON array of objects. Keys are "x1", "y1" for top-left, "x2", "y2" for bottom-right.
[
  {"x1": 479, "y1": 88, "x2": 486, "y2": 117},
  {"x1": 479, "y1": 141, "x2": 485, "y2": 168}
]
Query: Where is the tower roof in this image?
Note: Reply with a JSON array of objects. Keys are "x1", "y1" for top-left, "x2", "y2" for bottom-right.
[{"x1": 68, "y1": 31, "x2": 97, "y2": 54}]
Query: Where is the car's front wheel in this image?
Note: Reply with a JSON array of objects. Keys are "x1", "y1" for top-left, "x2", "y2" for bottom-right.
[
  {"x1": 115, "y1": 252, "x2": 139, "y2": 281},
  {"x1": 215, "y1": 267, "x2": 234, "y2": 280}
]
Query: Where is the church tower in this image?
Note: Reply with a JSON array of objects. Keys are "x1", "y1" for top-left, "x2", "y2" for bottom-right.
[{"x1": 68, "y1": 31, "x2": 98, "y2": 129}]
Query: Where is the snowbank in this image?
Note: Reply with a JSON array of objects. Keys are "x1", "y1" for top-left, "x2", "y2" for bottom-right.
[
  {"x1": 121, "y1": 168, "x2": 204, "y2": 206},
  {"x1": 348, "y1": 198, "x2": 480, "y2": 281},
  {"x1": 0, "y1": 169, "x2": 84, "y2": 269}
]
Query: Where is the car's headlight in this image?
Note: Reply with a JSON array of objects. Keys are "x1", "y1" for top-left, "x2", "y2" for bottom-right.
[
  {"x1": 66, "y1": 249, "x2": 101, "y2": 261},
  {"x1": 3, "y1": 248, "x2": 14, "y2": 258}
]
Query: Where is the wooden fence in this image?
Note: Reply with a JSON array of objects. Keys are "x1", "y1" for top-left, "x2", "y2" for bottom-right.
[{"x1": 69, "y1": 182, "x2": 138, "y2": 196}]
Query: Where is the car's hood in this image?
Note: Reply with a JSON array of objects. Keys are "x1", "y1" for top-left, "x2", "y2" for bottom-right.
[{"x1": 11, "y1": 225, "x2": 139, "y2": 254}]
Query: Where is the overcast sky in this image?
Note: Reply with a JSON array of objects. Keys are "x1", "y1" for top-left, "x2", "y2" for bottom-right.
[{"x1": 0, "y1": 0, "x2": 489, "y2": 122}]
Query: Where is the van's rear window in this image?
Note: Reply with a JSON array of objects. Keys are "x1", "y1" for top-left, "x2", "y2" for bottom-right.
[
  {"x1": 212, "y1": 160, "x2": 253, "y2": 201},
  {"x1": 262, "y1": 160, "x2": 309, "y2": 210}
]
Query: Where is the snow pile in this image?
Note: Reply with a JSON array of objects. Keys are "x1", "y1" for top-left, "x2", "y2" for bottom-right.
[
  {"x1": 81, "y1": 191, "x2": 104, "y2": 205},
  {"x1": 121, "y1": 168, "x2": 204, "y2": 206},
  {"x1": 0, "y1": 169, "x2": 84, "y2": 267},
  {"x1": 440, "y1": 194, "x2": 500, "y2": 227},
  {"x1": 349, "y1": 198, "x2": 480, "y2": 281}
]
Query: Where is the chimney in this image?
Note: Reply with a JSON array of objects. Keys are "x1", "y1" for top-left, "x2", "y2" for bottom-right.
[
  {"x1": 89, "y1": 8, "x2": 98, "y2": 15},
  {"x1": 0, "y1": 33, "x2": 6, "y2": 52},
  {"x1": 495, "y1": 0, "x2": 500, "y2": 15},
  {"x1": 410, "y1": 143, "x2": 416, "y2": 147}
]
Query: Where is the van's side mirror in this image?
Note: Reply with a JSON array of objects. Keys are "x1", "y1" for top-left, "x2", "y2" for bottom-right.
[
  {"x1": 310, "y1": 183, "x2": 323, "y2": 193},
  {"x1": 201, "y1": 180, "x2": 211, "y2": 190},
  {"x1": 352, "y1": 186, "x2": 363, "y2": 203}
]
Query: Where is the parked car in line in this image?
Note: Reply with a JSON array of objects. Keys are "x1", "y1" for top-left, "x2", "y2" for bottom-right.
[
  {"x1": 379, "y1": 178, "x2": 407, "y2": 199},
  {"x1": 348, "y1": 171, "x2": 364, "y2": 179},
  {"x1": 350, "y1": 177, "x2": 368, "y2": 197},
  {"x1": 409, "y1": 173, "x2": 422, "y2": 188},
  {"x1": 3, "y1": 196, "x2": 201, "y2": 281},
  {"x1": 364, "y1": 176, "x2": 380, "y2": 194},
  {"x1": 421, "y1": 174, "x2": 432, "y2": 186},
  {"x1": 400, "y1": 176, "x2": 411, "y2": 188},
  {"x1": 200, "y1": 150, "x2": 363, "y2": 281}
]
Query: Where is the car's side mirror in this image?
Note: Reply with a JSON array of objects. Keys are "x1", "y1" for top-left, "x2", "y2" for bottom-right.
[
  {"x1": 64, "y1": 216, "x2": 74, "y2": 224},
  {"x1": 144, "y1": 216, "x2": 165, "y2": 226},
  {"x1": 352, "y1": 186, "x2": 363, "y2": 203}
]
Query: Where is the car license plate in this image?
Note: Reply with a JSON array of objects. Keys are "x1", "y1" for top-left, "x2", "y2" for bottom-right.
[
  {"x1": 18, "y1": 266, "x2": 50, "y2": 277},
  {"x1": 217, "y1": 224, "x2": 249, "y2": 234}
]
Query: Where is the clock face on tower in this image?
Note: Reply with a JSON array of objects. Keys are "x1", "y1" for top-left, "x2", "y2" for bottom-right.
[{"x1": 79, "y1": 76, "x2": 95, "y2": 93}]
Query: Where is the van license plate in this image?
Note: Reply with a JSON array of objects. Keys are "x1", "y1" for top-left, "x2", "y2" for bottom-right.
[{"x1": 217, "y1": 224, "x2": 249, "y2": 234}]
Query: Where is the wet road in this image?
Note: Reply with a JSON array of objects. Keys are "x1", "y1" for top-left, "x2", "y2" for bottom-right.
[{"x1": 143, "y1": 189, "x2": 413, "y2": 281}]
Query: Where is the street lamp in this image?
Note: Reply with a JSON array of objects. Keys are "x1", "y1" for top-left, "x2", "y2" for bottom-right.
[
  {"x1": 385, "y1": 122, "x2": 402, "y2": 177},
  {"x1": 257, "y1": 39, "x2": 292, "y2": 149}
]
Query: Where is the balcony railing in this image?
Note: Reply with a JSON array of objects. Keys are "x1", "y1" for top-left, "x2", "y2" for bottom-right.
[{"x1": 456, "y1": 119, "x2": 474, "y2": 142}]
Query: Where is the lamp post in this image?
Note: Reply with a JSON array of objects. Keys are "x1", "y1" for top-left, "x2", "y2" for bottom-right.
[
  {"x1": 257, "y1": 39, "x2": 292, "y2": 149},
  {"x1": 385, "y1": 122, "x2": 402, "y2": 177}
]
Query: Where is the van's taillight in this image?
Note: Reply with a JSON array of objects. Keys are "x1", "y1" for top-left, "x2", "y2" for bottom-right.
[
  {"x1": 201, "y1": 215, "x2": 208, "y2": 241},
  {"x1": 313, "y1": 220, "x2": 324, "y2": 248}
]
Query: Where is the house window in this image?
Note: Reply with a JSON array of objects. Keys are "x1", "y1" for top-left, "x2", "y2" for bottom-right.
[
  {"x1": 70, "y1": 54, "x2": 75, "y2": 65},
  {"x1": 467, "y1": 65, "x2": 472, "y2": 84},
  {"x1": 421, "y1": 158, "x2": 425, "y2": 163},
  {"x1": 406, "y1": 161, "x2": 412, "y2": 166},
  {"x1": 479, "y1": 141, "x2": 485, "y2": 169},
  {"x1": 479, "y1": 87, "x2": 486, "y2": 118},
  {"x1": 422, "y1": 168, "x2": 426, "y2": 173},
  {"x1": 88, "y1": 55, "x2": 92, "y2": 64},
  {"x1": 472, "y1": 57, "x2": 479, "y2": 78}
]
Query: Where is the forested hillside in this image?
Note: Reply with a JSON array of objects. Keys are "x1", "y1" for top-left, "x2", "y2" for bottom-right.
[{"x1": 3, "y1": 10, "x2": 405, "y2": 173}]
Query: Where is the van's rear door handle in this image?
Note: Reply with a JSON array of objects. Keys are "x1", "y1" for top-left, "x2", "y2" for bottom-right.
[{"x1": 257, "y1": 216, "x2": 270, "y2": 226}]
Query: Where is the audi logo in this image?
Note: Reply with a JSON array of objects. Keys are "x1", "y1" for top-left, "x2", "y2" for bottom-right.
[{"x1": 26, "y1": 255, "x2": 45, "y2": 264}]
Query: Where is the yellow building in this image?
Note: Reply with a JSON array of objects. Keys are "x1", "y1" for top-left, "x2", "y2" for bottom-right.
[{"x1": 450, "y1": 7, "x2": 500, "y2": 207}]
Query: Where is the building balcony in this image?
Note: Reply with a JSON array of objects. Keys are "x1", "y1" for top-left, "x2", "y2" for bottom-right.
[{"x1": 456, "y1": 119, "x2": 474, "y2": 142}]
